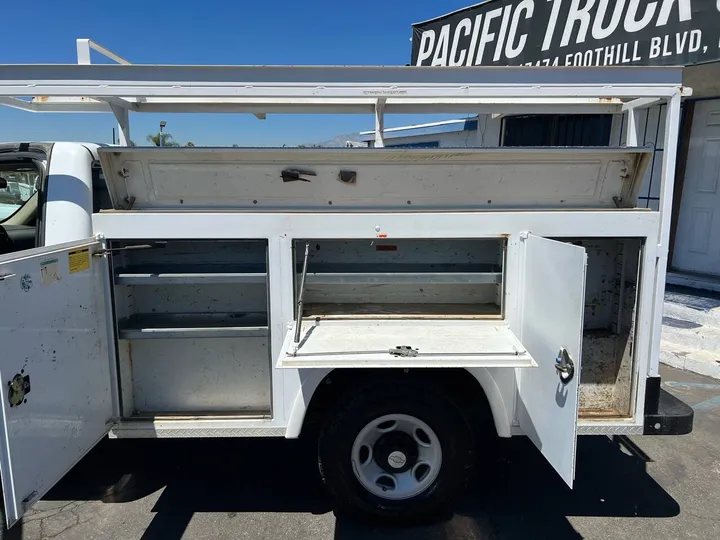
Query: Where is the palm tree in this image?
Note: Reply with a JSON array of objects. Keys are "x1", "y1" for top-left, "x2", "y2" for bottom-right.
[{"x1": 146, "y1": 133, "x2": 180, "y2": 147}]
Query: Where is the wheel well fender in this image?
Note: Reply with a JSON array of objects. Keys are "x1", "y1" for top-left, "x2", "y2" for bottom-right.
[
  {"x1": 285, "y1": 368, "x2": 332, "y2": 439},
  {"x1": 285, "y1": 367, "x2": 512, "y2": 439}
]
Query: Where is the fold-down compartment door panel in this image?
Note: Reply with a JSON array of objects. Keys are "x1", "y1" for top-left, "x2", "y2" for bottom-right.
[
  {"x1": 277, "y1": 319, "x2": 536, "y2": 369},
  {"x1": 517, "y1": 234, "x2": 587, "y2": 488},
  {"x1": 0, "y1": 239, "x2": 114, "y2": 527},
  {"x1": 97, "y1": 147, "x2": 651, "y2": 210}
]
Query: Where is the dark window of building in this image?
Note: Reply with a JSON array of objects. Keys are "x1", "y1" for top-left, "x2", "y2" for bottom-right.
[
  {"x1": 502, "y1": 114, "x2": 613, "y2": 147},
  {"x1": 384, "y1": 141, "x2": 440, "y2": 148},
  {"x1": 92, "y1": 160, "x2": 113, "y2": 212}
]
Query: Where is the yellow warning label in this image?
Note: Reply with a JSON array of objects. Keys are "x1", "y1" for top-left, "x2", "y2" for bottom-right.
[{"x1": 68, "y1": 248, "x2": 91, "y2": 274}]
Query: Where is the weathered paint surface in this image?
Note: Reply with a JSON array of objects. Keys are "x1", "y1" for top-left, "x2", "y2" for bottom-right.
[
  {"x1": 576, "y1": 238, "x2": 640, "y2": 417},
  {"x1": 131, "y1": 337, "x2": 271, "y2": 414},
  {"x1": 0, "y1": 240, "x2": 113, "y2": 525},
  {"x1": 296, "y1": 238, "x2": 503, "y2": 309},
  {"x1": 97, "y1": 147, "x2": 650, "y2": 211},
  {"x1": 111, "y1": 240, "x2": 272, "y2": 415}
]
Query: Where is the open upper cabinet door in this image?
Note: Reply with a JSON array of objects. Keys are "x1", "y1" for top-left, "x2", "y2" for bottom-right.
[
  {"x1": 0, "y1": 239, "x2": 115, "y2": 527},
  {"x1": 516, "y1": 234, "x2": 587, "y2": 488},
  {"x1": 97, "y1": 147, "x2": 651, "y2": 211}
]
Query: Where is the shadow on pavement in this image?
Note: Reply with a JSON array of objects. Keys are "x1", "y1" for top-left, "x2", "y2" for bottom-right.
[{"x1": 43, "y1": 433, "x2": 679, "y2": 540}]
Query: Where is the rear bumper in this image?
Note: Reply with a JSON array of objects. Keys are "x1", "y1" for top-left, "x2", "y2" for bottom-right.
[{"x1": 643, "y1": 376, "x2": 694, "y2": 435}]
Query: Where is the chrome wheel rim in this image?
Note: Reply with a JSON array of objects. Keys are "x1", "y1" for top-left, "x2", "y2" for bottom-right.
[{"x1": 350, "y1": 413, "x2": 442, "y2": 500}]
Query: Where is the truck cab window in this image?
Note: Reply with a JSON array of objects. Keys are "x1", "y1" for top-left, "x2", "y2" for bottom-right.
[
  {"x1": 92, "y1": 160, "x2": 113, "y2": 212},
  {"x1": 0, "y1": 163, "x2": 40, "y2": 222}
]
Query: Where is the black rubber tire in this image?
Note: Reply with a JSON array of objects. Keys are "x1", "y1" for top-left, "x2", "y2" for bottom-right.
[
  {"x1": 0, "y1": 483, "x2": 23, "y2": 540},
  {"x1": 317, "y1": 380, "x2": 474, "y2": 522},
  {"x1": 0, "y1": 501, "x2": 22, "y2": 540}
]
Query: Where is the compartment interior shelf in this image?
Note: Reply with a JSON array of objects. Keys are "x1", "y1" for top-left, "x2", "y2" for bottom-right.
[
  {"x1": 278, "y1": 319, "x2": 535, "y2": 369},
  {"x1": 115, "y1": 264, "x2": 267, "y2": 285},
  {"x1": 118, "y1": 312, "x2": 269, "y2": 339},
  {"x1": 298, "y1": 263, "x2": 502, "y2": 285},
  {"x1": 115, "y1": 263, "x2": 502, "y2": 286},
  {"x1": 304, "y1": 272, "x2": 500, "y2": 285},
  {"x1": 303, "y1": 303, "x2": 501, "y2": 319}
]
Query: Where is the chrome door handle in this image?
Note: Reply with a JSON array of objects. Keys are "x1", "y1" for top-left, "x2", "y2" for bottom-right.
[{"x1": 555, "y1": 347, "x2": 575, "y2": 385}]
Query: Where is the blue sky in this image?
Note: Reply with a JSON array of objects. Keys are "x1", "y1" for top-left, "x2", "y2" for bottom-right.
[{"x1": 0, "y1": 0, "x2": 475, "y2": 146}]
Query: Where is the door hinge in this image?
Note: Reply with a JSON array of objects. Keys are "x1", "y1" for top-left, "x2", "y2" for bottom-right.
[
  {"x1": 22, "y1": 491, "x2": 39, "y2": 510},
  {"x1": 115, "y1": 169, "x2": 136, "y2": 209},
  {"x1": 119, "y1": 196, "x2": 136, "y2": 210}
]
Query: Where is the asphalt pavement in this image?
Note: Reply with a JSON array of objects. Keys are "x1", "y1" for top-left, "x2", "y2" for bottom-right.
[{"x1": 17, "y1": 364, "x2": 720, "y2": 540}]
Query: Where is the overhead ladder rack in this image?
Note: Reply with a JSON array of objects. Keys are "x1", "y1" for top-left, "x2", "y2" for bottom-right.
[{"x1": 0, "y1": 38, "x2": 689, "y2": 149}]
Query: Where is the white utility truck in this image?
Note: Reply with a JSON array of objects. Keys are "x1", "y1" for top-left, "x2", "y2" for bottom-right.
[{"x1": 0, "y1": 41, "x2": 694, "y2": 529}]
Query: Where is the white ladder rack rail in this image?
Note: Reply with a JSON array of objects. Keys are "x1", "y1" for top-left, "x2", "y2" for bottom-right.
[{"x1": 0, "y1": 38, "x2": 690, "y2": 149}]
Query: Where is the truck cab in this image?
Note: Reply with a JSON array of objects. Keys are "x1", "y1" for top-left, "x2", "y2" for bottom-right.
[{"x1": 0, "y1": 142, "x2": 111, "y2": 256}]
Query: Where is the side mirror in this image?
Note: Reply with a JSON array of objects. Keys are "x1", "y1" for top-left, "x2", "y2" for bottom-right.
[{"x1": 0, "y1": 177, "x2": 7, "y2": 189}]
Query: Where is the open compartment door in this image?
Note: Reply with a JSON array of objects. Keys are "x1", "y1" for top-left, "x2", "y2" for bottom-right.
[
  {"x1": 97, "y1": 147, "x2": 651, "y2": 211},
  {"x1": 276, "y1": 319, "x2": 536, "y2": 369},
  {"x1": 0, "y1": 239, "x2": 115, "y2": 527},
  {"x1": 517, "y1": 234, "x2": 587, "y2": 488}
]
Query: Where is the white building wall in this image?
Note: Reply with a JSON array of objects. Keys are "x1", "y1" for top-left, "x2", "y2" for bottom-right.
[
  {"x1": 474, "y1": 115, "x2": 503, "y2": 147},
  {"x1": 374, "y1": 115, "x2": 503, "y2": 149},
  {"x1": 617, "y1": 105, "x2": 667, "y2": 211},
  {"x1": 381, "y1": 131, "x2": 476, "y2": 148}
]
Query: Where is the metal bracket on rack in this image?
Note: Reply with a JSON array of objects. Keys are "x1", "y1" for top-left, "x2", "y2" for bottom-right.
[{"x1": 93, "y1": 243, "x2": 158, "y2": 257}]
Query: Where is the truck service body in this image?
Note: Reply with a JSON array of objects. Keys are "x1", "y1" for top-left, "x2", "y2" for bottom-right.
[{"x1": 0, "y1": 39, "x2": 694, "y2": 528}]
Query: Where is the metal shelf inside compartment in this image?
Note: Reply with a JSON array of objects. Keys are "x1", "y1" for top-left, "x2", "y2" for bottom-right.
[
  {"x1": 303, "y1": 302, "x2": 500, "y2": 318},
  {"x1": 298, "y1": 263, "x2": 502, "y2": 285},
  {"x1": 115, "y1": 263, "x2": 267, "y2": 285},
  {"x1": 118, "y1": 312, "x2": 269, "y2": 339}
]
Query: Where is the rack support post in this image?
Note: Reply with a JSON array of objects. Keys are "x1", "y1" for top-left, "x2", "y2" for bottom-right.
[
  {"x1": 109, "y1": 104, "x2": 130, "y2": 146},
  {"x1": 374, "y1": 98, "x2": 386, "y2": 148}
]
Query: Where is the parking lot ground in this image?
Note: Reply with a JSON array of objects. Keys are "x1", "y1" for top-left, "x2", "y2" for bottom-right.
[{"x1": 18, "y1": 364, "x2": 720, "y2": 540}]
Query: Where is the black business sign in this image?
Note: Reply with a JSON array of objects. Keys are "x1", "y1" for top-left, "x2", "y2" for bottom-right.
[{"x1": 411, "y1": 0, "x2": 720, "y2": 67}]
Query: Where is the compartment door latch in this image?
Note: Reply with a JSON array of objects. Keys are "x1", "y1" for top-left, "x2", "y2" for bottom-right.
[
  {"x1": 389, "y1": 346, "x2": 419, "y2": 358},
  {"x1": 281, "y1": 168, "x2": 316, "y2": 182},
  {"x1": 555, "y1": 347, "x2": 575, "y2": 385}
]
